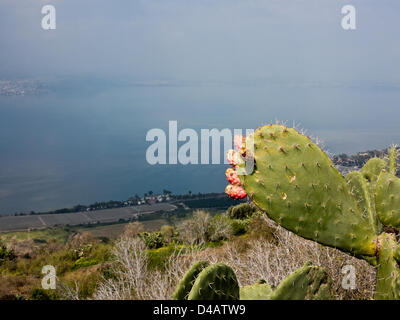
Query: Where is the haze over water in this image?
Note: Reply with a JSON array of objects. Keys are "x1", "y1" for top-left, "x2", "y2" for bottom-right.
[{"x1": 0, "y1": 1, "x2": 400, "y2": 214}]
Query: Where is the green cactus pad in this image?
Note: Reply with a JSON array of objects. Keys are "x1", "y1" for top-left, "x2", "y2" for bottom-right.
[
  {"x1": 173, "y1": 260, "x2": 209, "y2": 300},
  {"x1": 188, "y1": 263, "x2": 240, "y2": 300},
  {"x1": 360, "y1": 158, "x2": 387, "y2": 185},
  {"x1": 345, "y1": 171, "x2": 380, "y2": 234},
  {"x1": 239, "y1": 125, "x2": 377, "y2": 257},
  {"x1": 394, "y1": 246, "x2": 400, "y2": 264},
  {"x1": 375, "y1": 233, "x2": 400, "y2": 300},
  {"x1": 267, "y1": 262, "x2": 332, "y2": 300},
  {"x1": 375, "y1": 171, "x2": 400, "y2": 228},
  {"x1": 240, "y1": 283, "x2": 273, "y2": 300},
  {"x1": 388, "y1": 146, "x2": 398, "y2": 176}
]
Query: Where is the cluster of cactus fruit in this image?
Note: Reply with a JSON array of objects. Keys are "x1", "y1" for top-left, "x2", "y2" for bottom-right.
[
  {"x1": 223, "y1": 124, "x2": 400, "y2": 300},
  {"x1": 173, "y1": 260, "x2": 332, "y2": 300}
]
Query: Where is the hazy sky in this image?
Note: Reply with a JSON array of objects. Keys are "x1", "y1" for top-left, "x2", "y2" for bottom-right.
[{"x1": 1, "y1": 0, "x2": 400, "y2": 83}]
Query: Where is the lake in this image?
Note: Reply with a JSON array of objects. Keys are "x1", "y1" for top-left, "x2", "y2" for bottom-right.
[{"x1": 0, "y1": 78, "x2": 399, "y2": 214}]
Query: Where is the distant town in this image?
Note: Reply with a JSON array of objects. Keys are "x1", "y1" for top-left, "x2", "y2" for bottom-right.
[
  {"x1": 13, "y1": 191, "x2": 228, "y2": 217},
  {"x1": 0, "y1": 79, "x2": 48, "y2": 96}
]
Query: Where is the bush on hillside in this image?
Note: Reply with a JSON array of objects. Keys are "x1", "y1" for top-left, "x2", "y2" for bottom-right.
[
  {"x1": 226, "y1": 202, "x2": 259, "y2": 220},
  {"x1": 177, "y1": 210, "x2": 233, "y2": 244},
  {"x1": 139, "y1": 232, "x2": 164, "y2": 249}
]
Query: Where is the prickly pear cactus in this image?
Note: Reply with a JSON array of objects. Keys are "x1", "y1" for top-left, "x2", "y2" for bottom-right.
[
  {"x1": 376, "y1": 171, "x2": 400, "y2": 228},
  {"x1": 268, "y1": 262, "x2": 332, "y2": 300},
  {"x1": 240, "y1": 262, "x2": 332, "y2": 300},
  {"x1": 388, "y1": 146, "x2": 398, "y2": 176},
  {"x1": 345, "y1": 171, "x2": 380, "y2": 235},
  {"x1": 375, "y1": 233, "x2": 400, "y2": 300},
  {"x1": 224, "y1": 124, "x2": 400, "y2": 300},
  {"x1": 176, "y1": 261, "x2": 332, "y2": 300},
  {"x1": 229, "y1": 125, "x2": 378, "y2": 257},
  {"x1": 174, "y1": 262, "x2": 240, "y2": 300},
  {"x1": 172, "y1": 260, "x2": 209, "y2": 300}
]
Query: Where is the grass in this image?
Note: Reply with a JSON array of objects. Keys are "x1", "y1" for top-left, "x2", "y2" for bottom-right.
[{"x1": 0, "y1": 227, "x2": 71, "y2": 244}]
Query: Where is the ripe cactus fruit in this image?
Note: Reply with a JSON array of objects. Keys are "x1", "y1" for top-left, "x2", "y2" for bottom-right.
[
  {"x1": 225, "y1": 184, "x2": 247, "y2": 200},
  {"x1": 172, "y1": 260, "x2": 209, "y2": 300},
  {"x1": 226, "y1": 149, "x2": 242, "y2": 167},
  {"x1": 230, "y1": 124, "x2": 377, "y2": 257},
  {"x1": 268, "y1": 262, "x2": 332, "y2": 300},
  {"x1": 234, "y1": 135, "x2": 245, "y2": 151},
  {"x1": 375, "y1": 171, "x2": 400, "y2": 228},
  {"x1": 187, "y1": 263, "x2": 240, "y2": 300},
  {"x1": 225, "y1": 168, "x2": 241, "y2": 185}
]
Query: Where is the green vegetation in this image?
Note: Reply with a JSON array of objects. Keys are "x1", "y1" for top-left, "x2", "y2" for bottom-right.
[
  {"x1": 0, "y1": 205, "x2": 244, "y2": 300},
  {"x1": 226, "y1": 202, "x2": 258, "y2": 219}
]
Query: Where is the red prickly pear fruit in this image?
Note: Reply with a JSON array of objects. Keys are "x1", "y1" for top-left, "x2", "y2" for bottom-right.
[
  {"x1": 225, "y1": 168, "x2": 241, "y2": 185},
  {"x1": 225, "y1": 184, "x2": 247, "y2": 199},
  {"x1": 226, "y1": 149, "x2": 241, "y2": 167},
  {"x1": 234, "y1": 135, "x2": 245, "y2": 150},
  {"x1": 234, "y1": 135, "x2": 247, "y2": 156}
]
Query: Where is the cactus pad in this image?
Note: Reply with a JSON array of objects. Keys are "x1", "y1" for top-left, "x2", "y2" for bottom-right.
[
  {"x1": 345, "y1": 171, "x2": 380, "y2": 234},
  {"x1": 375, "y1": 171, "x2": 400, "y2": 228},
  {"x1": 237, "y1": 125, "x2": 377, "y2": 257},
  {"x1": 187, "y1": 263, "x2": 240, "y2": 300},
  {"x1": 268, "y1": 262, "x2": 332, "y2": 300},
  {"x1": 388, "y1": 146, "x2": 398, "y2": 176},
  {"x1": 375, "y1": 233, "x2": 400, "y2": 300},
  {"x1": 172, "y1": 260, "x2": 209, "y2": 300}
]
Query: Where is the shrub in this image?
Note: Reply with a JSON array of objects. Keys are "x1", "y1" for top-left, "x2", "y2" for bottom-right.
[
  {"x1": 29, "y1": 288, "x2": 57, "y2": 300},
  {"x1": 123, "y1": 222, "x2": 144, "y2": 238},
  {"x1": 226, "y1": 202, "x2": 258, "y2": 220},
  {"x1": 177, "y1": 210, "x2": 212, "y2": 245},
  {"x1": 139, "y1": 232, "x2": 164, "y2": 249},
  {"x1": 160, "y1": 225, "x2": 176, "y2": 244},
  {"x1": 0, "y1": 243, "x2": 16, "y2": 265},
  {"x1": 229, "y1": 219, "x2": 249, "y2": 236},
  {"x1": 208, "y1": 216, "x2": 233, "y2": 242},
  {"x1": 247, "y1": 215, "x2": 278, "y2": 243},
  {"x1": 177, "y1": 211, "x2": 233, "y2": 244}
]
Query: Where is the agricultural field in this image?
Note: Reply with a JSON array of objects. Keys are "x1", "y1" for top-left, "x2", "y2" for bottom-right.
[
  {"x1": 78, "y1": 219, "x2": 170, "y2": 239},
  {"x1": 0, "y1": 203, "x2": 176, "y2": 232}
]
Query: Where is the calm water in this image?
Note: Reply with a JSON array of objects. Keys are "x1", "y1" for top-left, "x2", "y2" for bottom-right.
[{"x1": 1, "y1": 80, "x2": 400, "y2": 214}]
